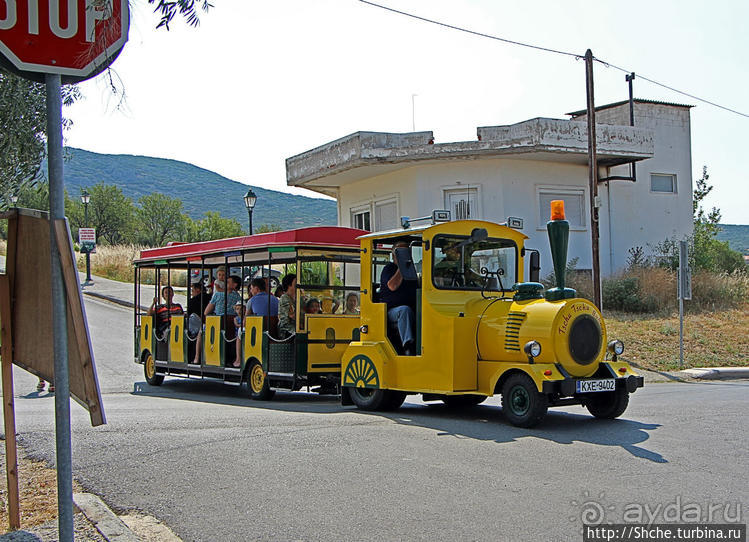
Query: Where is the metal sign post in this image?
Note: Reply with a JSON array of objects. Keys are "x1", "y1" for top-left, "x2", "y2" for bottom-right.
[
  {"x1": 46, "y1": 73, "x2": 75, "y2": 542},
  {"x1": 678, "y1": 240, "x2": 692, "y2": 367},
  {"x1": 0, "y1": 2, "x2": 129, "y2": 537}
]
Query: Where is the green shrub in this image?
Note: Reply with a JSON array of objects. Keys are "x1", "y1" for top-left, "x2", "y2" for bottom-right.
[{"x1": 602, "y1": 276, "x2": 658, "y2": 313}]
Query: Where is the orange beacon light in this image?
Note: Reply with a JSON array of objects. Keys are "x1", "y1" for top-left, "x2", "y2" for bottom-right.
[{"x1": 550, "y1": 200, "x2": 565, "y2": 221}]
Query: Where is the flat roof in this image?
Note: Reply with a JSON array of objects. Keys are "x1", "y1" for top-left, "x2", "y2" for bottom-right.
[
  {"x1": 286, "y1": 118, "x2": 654, "y2": 196},
  {"x1": 566, "y1": 98, "x2": 693, "y2": 117}
]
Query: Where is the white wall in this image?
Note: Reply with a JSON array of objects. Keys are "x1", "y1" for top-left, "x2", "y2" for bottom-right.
[
  {"x1": 338, "y1": 103, "x2": 693, "y2": 279},
  {"x1": 595, "y1": 103, "x2": 693, "y2": 274},
  {"x1": 339, "y1": 158, "x2": 593, "y2": 281}
]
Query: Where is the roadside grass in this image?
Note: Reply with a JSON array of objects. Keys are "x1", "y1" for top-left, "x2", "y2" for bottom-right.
[
  {"x1": 605, "y1": 305, "x2": 749, "y2": 371},
  {"x1": 0, "y1": 437, "x2": 84, "y2": 533},
  {"x1": 74, "y1": 244, "x2": 187, "y2": 286}
]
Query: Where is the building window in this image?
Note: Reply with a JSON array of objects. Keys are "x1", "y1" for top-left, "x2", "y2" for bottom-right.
[
  {"x1": 538, "y1": 188, "x2": 586, "y2": 229},
  {"x1": 351, "y1": 206, "x2": 371, "y2": 231},
  {"x1": 444, "y1": 187, "x2": 479, "y2": 220},
  {"x1": 374, "y1": 199, "x2": 398, "y2": 230},
  {"x1": 651, "y1": 173, "x2": 677, "y2": 193}
]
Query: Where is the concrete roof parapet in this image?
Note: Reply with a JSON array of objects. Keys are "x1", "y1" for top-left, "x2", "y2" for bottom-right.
[{"x1": 286, "y1": 119, "x2": 654, "y2": 193}]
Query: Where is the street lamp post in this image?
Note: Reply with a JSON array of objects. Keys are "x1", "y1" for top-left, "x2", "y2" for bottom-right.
[
  {"x1": 243, "y1": 188, "x2": 257, "y2": 235},
  {"x1": 9, "y1": 194, "x2": 18, "y2": 207},
  {"x1": 81, "y1": 190, "x2": 92, "y2": 285}
]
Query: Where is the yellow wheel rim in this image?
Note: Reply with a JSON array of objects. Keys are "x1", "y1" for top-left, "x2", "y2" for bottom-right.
[
  {"x1": 250, "y1": 364, "x2": 265, "y2": 394},
  {"x1": 145, "y1": 354, "x2": 155, "y2": 379}
]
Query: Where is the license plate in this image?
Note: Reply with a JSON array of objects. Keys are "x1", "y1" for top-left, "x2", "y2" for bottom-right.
[{"x1": 576, "y1": 379, "x2": 615, "y2": 393}]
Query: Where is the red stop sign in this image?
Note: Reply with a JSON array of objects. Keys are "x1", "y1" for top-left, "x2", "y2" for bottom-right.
[{"x1": 0, "y1": 0, "x2": 129, "y2": 83}]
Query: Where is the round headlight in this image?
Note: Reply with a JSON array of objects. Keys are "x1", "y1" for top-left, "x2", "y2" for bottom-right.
[
  {"x1": 524, "y1": 340, "x2": 542, "y2": 358},
  {"x1": 608, "y1": 340, "x2": 624, "y2": 356}
]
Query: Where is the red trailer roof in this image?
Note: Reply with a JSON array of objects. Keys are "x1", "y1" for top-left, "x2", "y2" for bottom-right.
[{"x1": 136, "y1": 226, "x2": 368, "y2": 264}]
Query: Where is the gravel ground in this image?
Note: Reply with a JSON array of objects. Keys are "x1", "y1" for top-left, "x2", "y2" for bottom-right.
[{"x1": 0, "y1": 513, "x2": 106, "y2": 542}]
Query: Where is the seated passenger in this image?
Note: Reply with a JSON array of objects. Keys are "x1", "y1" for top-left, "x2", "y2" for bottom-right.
[
  {"x1": 246, "y1": 278, "x2": 279, "y2": 317},
  {"x1": 305, "y1": 298, "x2": 322, "y2": 315},
  {"x1": 193, "y1": 276, "x2": 241, "y2": 365},
  {"x1": 148, "y1": 286, "x2": 184, "y2": 338},
  {"x1": 278, "y1": 273, "x2": 297, "y2": 338},
  {"x1": 343, "y1": 292, "x2": 360, "y2": 315},
  {"x1": 380, "y1": 240, "x2": 417, "y2": 356}
]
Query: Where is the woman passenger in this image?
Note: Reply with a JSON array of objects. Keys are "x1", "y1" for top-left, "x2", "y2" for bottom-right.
[
  {"x1": 278, "y1": 273, "x2": 297, "y2": 338},
  {"x1": 343, "y1": 292, "x2": 360, "y2": 315}
]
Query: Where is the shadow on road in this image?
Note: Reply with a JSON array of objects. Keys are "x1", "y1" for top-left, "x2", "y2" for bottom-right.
[
  {"x1": 132, "y1": 378, "x2": 666, "y2": 463},
  {"x1": 385, "y1": 404, "x2": 666, "y2": 463}
]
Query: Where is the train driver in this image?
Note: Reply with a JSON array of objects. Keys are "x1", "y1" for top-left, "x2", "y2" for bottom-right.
[{"x1": 380, "y1": 239, "x2": 417, "y2": 356}]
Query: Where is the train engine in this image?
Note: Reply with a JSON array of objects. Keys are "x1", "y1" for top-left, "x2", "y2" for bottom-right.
[{"x1": 342, "y1": 202, "x2": 644, "y2": 427}]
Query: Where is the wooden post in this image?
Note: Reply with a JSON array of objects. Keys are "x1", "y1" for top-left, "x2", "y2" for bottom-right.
[
  {"x1": 584, "y1": 49, "x2": 602, "y2": 309},
  {"x1": 0, "y1": 273, "x2": 20, "y2": 530}
]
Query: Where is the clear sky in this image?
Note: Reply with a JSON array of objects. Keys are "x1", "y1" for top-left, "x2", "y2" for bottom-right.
[{"x1": 65, "y1": 0, "x2": 748, "y2": 224}]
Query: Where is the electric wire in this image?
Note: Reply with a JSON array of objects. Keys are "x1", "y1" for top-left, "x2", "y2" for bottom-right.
[
  {"x1": 359, "y1": 0, "x2": 749, "y2": 119},
  {"x1": 594, "y1": 58, "x2": 749, "y2": 118},
  {"x1": 358, "y1": 0, "x2": 580, "y2": 59}
]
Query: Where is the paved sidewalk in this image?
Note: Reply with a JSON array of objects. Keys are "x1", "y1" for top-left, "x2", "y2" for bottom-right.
[{"x1": 79, "y1": 272, "x2": 186, "y2": 312}]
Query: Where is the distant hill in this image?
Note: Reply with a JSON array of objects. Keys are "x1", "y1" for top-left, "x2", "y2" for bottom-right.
[
  {"x1": 717, "y1": 224, "x2": 749, "y2": 255},
  {"x1": 60, "y1": 148, "x2": 337, "y2": 229}
]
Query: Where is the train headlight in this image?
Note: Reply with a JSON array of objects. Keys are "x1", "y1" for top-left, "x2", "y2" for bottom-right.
[
  {"x1": 524, "y1": 340, "x2": 542, "y2": 359},
  {"x1": 608, "y1": 340, "x2": 624, "y2": 356}
]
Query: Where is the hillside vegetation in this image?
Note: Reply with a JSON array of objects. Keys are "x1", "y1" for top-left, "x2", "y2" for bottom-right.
[
  {"x1": 59, "y1": 148, "x2": 337, "y2": 229},
  {"x1": 717, "y1": 224, "x2": 749, "y2": 254}
]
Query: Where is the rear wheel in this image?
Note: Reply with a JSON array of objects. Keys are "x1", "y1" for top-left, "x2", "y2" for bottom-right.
[
  {"x1": 143, "y1": 353, "x2": 164, "y2": 386},
  {"x1": 248, "y1": 360, "x2": 275, "y2": 401},
  {"x1": 349, "y1": 387, "x2": 405, "y2": 411},
  {"x1": 442, "y1": 394, "x2": 486, "y2": 408},
  {"x1": 585, "y1": 388, "x2": 629, "y2": 419},
  {"x1": 501, "y1": 373, "x2": 548, "y2": 428}
]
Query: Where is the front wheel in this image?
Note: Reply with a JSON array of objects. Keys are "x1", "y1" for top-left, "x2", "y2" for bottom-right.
[
  {"x1": 585, "y1": 388, "x2": 629, "y2": 419},
  {"x1": 248, "y1": 360, "x2": 275, "y2": 401},
  {"x1": 501, "y1": 373, "x2": 548, "y2": 428},
  {"x1": 349, "y1": 387, "x2": 405, "y2": 411},
  {"x1": 143, "y1": 353, "x2": 164, "y2": 386}
]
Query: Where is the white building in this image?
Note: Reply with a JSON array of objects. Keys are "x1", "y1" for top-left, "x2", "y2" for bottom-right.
[{"x1": 286, "y1": 99, "x2": 693, "y2": 278}]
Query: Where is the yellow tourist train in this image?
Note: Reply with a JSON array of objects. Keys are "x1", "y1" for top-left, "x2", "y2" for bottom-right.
[{"x1": 134, "y1": 202, "x2": 643, "y2": 427}]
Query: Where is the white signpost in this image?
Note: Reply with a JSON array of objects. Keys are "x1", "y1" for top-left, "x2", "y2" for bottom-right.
[{"x1": 678, "y1": 241, "x2": 691, "y2": 367}]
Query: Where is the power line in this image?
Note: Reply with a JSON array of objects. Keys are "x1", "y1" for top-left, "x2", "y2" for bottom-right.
[
  {"x1": 358, "y1": 0, "x2": 580, "y2": 59},
  {"x1": 594, "y1": 58, "x2": 749, "y2": 118},
  {"x1": 359, "y1": 0, "x2": 749, "y2": 119}
]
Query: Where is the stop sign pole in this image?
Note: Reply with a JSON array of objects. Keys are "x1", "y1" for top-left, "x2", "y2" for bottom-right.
[{"x1": 0, "y1": 2, "x2": 129, "y2": 539}]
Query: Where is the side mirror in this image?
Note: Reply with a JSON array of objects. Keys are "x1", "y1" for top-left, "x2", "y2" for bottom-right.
[
  {"x1": 470, "y1": 228, "x2": 488, "y2": 243},
  {"x1": 529, "y1": 250, "x2": 541, "y2": 283}
]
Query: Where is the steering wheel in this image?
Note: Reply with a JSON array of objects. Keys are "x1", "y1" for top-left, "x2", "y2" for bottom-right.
[{"x1": 449, "y1": 268, "x2": 464, "y2": 287}]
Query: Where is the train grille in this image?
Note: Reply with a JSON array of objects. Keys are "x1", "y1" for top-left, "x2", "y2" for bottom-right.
[{"x1": 504, "y1": 311, "x2": 526, "y2": 352}]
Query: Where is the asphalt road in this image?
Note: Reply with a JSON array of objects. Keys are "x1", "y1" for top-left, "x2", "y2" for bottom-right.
[{"x1": 7, "y1": 297, "x2": 749, "y2": 542}]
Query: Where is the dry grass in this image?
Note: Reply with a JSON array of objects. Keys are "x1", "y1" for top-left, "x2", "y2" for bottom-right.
[
  {"x1": 74, "y1": 244, "x2": 188, "y2": 286},
  {"x1": 0, "y1": 439, "x2": 84, "y2": 533},
  {"x1": 75, "y1": 244, "x2": 143, "y2": 283},
  {"x1": 605, "y1": 304, "x2": 749, "y2": 371}
]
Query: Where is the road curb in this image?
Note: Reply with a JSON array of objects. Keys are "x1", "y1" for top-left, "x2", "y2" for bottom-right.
[
  {"x1": 678, "y1": 367, "x2": 749, "y2": 380},
  {"x1": 82, "y1": 290, "x2": 148, "y2": 311},
  {"x1": 74, "y1": 493, "x2": 139, "y2": 542}
]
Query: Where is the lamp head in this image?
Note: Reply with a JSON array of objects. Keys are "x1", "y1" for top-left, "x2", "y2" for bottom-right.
[{"x1": 243, "y1": 188, "x2": 257, "y2": 211}]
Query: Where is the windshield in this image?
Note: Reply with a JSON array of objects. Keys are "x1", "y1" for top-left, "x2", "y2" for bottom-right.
[{"x1": 432, "y1": 235, "x2": 517, "y2": 291}]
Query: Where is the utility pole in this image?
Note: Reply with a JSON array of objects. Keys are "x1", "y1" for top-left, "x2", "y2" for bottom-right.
[{"x1": 584, "y1": 49, "x2": 602, "y2": 309}]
